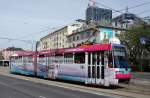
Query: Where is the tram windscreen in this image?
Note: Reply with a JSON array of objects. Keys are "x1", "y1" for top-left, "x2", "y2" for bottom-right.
[{"x1": 113, "y1": 46, "x2": 130, "y2": 68}]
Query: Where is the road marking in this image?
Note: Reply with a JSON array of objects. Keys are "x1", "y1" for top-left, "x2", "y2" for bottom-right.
[{"x1": 39, "y1": 96, "x2": 47, "y2": 98}]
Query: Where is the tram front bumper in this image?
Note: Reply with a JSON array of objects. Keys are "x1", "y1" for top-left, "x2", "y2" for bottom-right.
[
  {"x1": 115, "y1": 73, "x2": 132, "y2": 84},
  {"x1": 116, "y1": 73, "x2": 132, "y2": 79}
]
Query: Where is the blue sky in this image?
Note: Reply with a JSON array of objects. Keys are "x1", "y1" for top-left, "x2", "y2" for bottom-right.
[{"x1": 0, "y1": 0, "x2": 150, "y2": 50}]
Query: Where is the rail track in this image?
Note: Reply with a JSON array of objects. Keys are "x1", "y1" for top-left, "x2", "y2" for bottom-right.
[{"x1": 117, "y1": 84, "x2": 150, "y2": 96}]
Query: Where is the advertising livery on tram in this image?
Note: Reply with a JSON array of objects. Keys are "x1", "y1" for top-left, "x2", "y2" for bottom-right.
[{"x1": 10, "y1": 44, "x2": 131, "y2": 86}]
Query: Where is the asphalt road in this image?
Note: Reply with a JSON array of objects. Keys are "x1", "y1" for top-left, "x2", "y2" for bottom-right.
[
  {"x1": 132, "y1": 72, "x2": 150, "y2": 80},
  {"x1": 0, "y1": 75, "x2": 111, "y2": 98}
]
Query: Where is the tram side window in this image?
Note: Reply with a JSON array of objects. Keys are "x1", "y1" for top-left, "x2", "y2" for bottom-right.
[
  {"x1": 17, "y1": 56, "x2": 22, "y2": 62},
  {"x1": 101, "y1": 51, "x2": 104, "y2": 65},
  {"x1": 11, "y1": 57, "x2": 16, "y2": 62},
  {"x1": 74, "y1": 52, "x2": 85, "y2": 64},
  {"x1": 97, "y1": 52, "x2": 100, "y2": 65},
  {"x1": 23, "y1": 57, "x2": 26, "y2": 62},
  {"x1": 27, "y1": 56, "x2": 33, "y2": 63},
  {"x1": 64, "y1": 53, "x2": 73, "y2": 64},
  {"x1": 64, "y1": 53, "x2": 73, "y2": 58},
  {"x1": 88, "y1": 53, "x2": 91, "y2": 65},
  {"x1": 38, "y1": 55, "x2": 45, "y2": 63},
  {"x1": 51, "y1": 56, "x2": 55, "y2": 63},
  {"x1": 13, "y1": 56, "x2": 22, "y2": 63},
  {"x1": 92, "y1": 52, "x2": 96, "y2": 65},
  {"x1": 108, "y1": 52, "x2": 113, "y2": 68},
  {"x1": 55, "y1": 54, "x2": 63, "y2": 64}
]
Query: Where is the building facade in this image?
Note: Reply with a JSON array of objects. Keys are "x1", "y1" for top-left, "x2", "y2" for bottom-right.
[
  {"x1": 112, "y1": 13, "x2": 144, "y2": 29},
  {"x1": 0, "y1": 47, "x2": 25, "y2": 61},
  {"x1": 86, "y1": 5, "x2": 112, "y2": 25},
  {"x1": 38, "y1": 22, "x2": 83, "y2": 50},
  {"x1": 67, "y1": 25, "x2": 123, "y2": 48},
  {"x1": 143, "y1": 16, "x2": 150, "y2": 25},
  {"x1": 0, "y1": 48, "x2": 30, "y2": 66}
]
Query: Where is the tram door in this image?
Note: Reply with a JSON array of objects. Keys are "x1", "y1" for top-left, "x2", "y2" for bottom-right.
[
  {"x1": 47, "y1": 57, "x2": 55, "y2": 79},
  {"x1": 45, "y1": 56, "x2": 49, "y2": 78},
  {"x1": 87, "y1": 52, "x2": 105, "y2": 84},
  {"x1": 47, "y1": 57, "x2": 58, "y2": 79}
]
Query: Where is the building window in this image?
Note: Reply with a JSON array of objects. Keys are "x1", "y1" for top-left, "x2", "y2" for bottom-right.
[
  {"x1": 71, "y1": 37, "x2": 73, "y2": 42},
  {"x1": 81, "y1": 33, "x2": 84, "y2": 39},
  {"x1": 68, "y1": 38, "x2": 71, "y2": 42},
  {"x1": 73, "y1": 37, "x2": 75, "y2": 41},
  {"x1": 69, "y1": 38, "x2": 71, "y2": 42},
  {"x1": 86, "y1": 32, "x2": 89, "y2": 38},
  {"x1": 77, "y1": 36, "x2": 79, "y2": 40}
]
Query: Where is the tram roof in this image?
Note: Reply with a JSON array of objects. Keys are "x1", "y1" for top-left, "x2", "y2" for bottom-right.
[
  {"x1": 11, "y1": 51, "x2": 35, "y2": 57},
  {"x1": 65, "y1": 44, "x2": 112, "y2": 53},
  {"x1": 38, "y1": 48, "x2": 64, "y2": 55},
  {"x1": 38, "y1": 44, "x2": 114, "y2": 55}
]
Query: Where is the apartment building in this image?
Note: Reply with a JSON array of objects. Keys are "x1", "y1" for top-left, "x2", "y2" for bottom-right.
[
  {"x1": 67, "y1": 25, "x2": 124, "y2": 48},
  {"x1": 86, "y1": 5, "x2": 112, "y2": 25},
  {"x1": 112, "y1": 13, "x2": 144, "y2": 29},
  {"x1": 38, "y1": 22, "x2": 83, "y2": 50}
]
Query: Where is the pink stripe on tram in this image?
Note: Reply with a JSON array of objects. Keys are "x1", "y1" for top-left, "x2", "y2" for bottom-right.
[{"x1": 116, "y1": 74, "x2": 132, "y2": 79}]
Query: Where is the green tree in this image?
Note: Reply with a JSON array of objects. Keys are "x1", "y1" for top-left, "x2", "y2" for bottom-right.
[{"x1": 119, "y1": 24, "x2": 150, "y2": 71}]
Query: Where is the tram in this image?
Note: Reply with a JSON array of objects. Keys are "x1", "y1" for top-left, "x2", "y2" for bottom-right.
[{"x1": 10, "y1": 44, "x2": 132, "y2": 86}]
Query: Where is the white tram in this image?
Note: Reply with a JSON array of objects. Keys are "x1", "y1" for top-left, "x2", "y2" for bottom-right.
[{"x1": 10, "y1": 44, "x2": 132, "y2": 86}]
